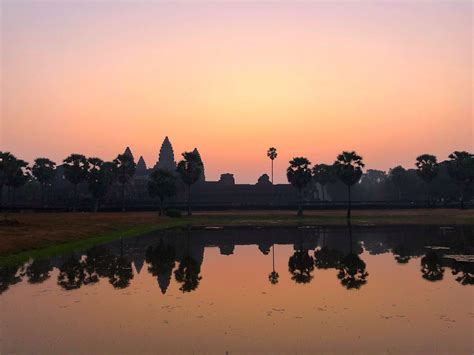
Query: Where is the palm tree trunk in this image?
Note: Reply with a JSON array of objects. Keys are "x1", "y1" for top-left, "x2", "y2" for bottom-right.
[
  {"x1": 187, "y1": 184, "x2": 192, "y2": 216},
  {"x1": 272, "y1": 244, "x2": 275, "y2": 272},
  {"x1": 348, "y1": 220, "x2": 353, "y2": 254},
  {"x1": 271, "y1": 159, "x2": 274, "y2": 185},
  {"x1": 297, "y1": 188, "x2": 303, "y2": 217},
  {"x1": 347, "y1": 185, "x2": 351, "y2": 219}
]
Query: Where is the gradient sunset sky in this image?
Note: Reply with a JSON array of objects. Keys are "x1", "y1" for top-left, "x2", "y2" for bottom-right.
[{"x1": 1, "y1": 1, "x2": 472, "y2": 183}]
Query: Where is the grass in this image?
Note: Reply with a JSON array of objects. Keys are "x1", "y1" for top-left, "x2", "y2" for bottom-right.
[{"x1": 0, "y1": 209, "x2": 472, "y2": 266}]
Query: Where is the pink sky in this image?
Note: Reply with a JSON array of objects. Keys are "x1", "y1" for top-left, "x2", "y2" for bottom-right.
[{"x1": 1, "y1": 1, "x2": 472, "y2": 183}]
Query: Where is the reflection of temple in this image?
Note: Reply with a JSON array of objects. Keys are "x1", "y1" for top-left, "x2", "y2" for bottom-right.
[{"x1": 1, "y1": 226, "x2": 472, "y2": 295}]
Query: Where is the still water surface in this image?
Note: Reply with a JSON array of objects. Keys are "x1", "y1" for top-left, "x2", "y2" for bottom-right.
[{"x1": 1, "y1": 225, "x2": 473, "y2": 354}]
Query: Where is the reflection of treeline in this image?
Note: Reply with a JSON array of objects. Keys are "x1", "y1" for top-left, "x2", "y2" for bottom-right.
[{"x1": 1, "y1": 228, "x2": 472, "y2": 295}]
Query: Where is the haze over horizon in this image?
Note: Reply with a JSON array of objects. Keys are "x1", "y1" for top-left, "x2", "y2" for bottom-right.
[{"x1": 1, "y1": 1, "x2": 472, "y2": 183}]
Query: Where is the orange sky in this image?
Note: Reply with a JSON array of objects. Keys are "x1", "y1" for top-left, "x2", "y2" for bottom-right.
[{"x1": 1, "y1": 2, "x2": 472, "y2": 183}]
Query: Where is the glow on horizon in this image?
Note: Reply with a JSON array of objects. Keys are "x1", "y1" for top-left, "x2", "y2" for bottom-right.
[{"x1": 1, "y1": 1, "x2": 472, "y2": 183}]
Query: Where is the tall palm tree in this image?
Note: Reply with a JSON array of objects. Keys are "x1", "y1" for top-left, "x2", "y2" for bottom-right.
[
  {"x1": 287, "y1": 157, "x2": 312, "y2": 216},
  {"x1": 63, "y1": 154, "x2": 89, "y2": 211},
  {"x1": 415, "y1": 154, "x2": 439, "y2": 206},
  {"x1": 334, "y1": 151, "x2": 364, "y2": 219},
  {"x1": 31, "y1": 158, "x2": 56, "y2": 207},
  {"x1": 447, "y1": 151, "x2": 474, "y2": 209},
  {"x1": 267, "y1": 147, "x2": 278, "y2": 184},
  {"x1": 113, "y1": 153, "x2": 136, "y2": 212},
  {"x1": 87, "y1": 158, "x2": 116, "y2": 212},
  {"x1": 5, "y1": 158, "x2": 29, "y2": 206},
  {"x1": 176, "y1": 151, "x2": 203, "y2": 216},
  {"x1": 268, "y1": 244, "x2": 279, "y2": 285}
]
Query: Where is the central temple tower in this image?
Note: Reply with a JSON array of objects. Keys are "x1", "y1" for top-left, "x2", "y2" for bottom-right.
[{"x1": 154, "y1": 136, "x2": 176, "y2": 172}]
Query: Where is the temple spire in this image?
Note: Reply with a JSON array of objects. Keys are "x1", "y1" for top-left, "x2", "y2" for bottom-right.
[{"x1": 154, "y1": 136, "x2": 176, "y2": 172}]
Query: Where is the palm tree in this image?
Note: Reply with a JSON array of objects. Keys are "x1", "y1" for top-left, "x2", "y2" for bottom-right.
[
  {"x1": 415, "y1": 154, "x2": 439, "y2": 206},
  {"x1": 334, "y1": 151, "x2": 364, "y2": 219},
  {"x1": 447, "y1": 151, "x2": 474, "y2": 209},
  {"x1": 0, "y1": 152, "x2": 18, "y2": 208},
  {"x1": 420, "y1": 251, "x2": 444, "y2": 282},
  {"x1": 176, "y1": 151, "x2": 203, "y2": 216},
  {"x1": 148, "y1": 169, "x2": 177, "y2": 216},
  {"x1": 63, "y1": 154, "x2": 89, "y2": 211},
  {"x1": 287, "y1": 157, "x2": 312, "y2": 216},
  {"x1": 312, "y1": 163, "x2": 337, "y2": 202},
  {"x1": 31, "y1": 158, "x2": 56, "y2": 207},
  {"x1": 288, "y1": 249, "x2": 315, "y2": 284},
  {"x1": 268, "y1": 244, "x2": 279, "y2": 285},
  {"x1": 113, "y1": 153, "x2": 136, "y2": 212},
  {"x1": 389, "y1": 166, "x2": 408, "y2": 201},
  {"x1": 87, "y1": 158, "x2": 116, "y2": 212},
  {"x1": 337, "y1": 222, "x2": 368, "y2": 289},
  {"x1": 267, "y1": 147, "x2": 278, "y2": 184}
]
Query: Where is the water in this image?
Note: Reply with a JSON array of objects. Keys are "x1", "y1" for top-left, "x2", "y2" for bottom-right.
[{"x1": 1, "y1": 225, "x2": 473, "y2": 354}]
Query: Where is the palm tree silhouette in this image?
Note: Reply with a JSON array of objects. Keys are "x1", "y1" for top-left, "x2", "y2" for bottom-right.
[
  {"x1": 420, "y1": 251, "x2": 444, "y2": 282},
  {"x1": 415, "y1": 154, "x2": 439, "y2": 206},
  {"x1": 337, "y1": 222, "x2": 368, "y2": 290},
  {"x1": 287, "y1": 157, "x2": 312, "y2": 216},
  {"x1": 268, "y1": 244, "x2": 279, "y2": 285},
  {"x1": 267, "y1": 147, "x2": 278, "y2": 184},
  {"x1": 334, "y1": 151, "x2": 365, "y2": 219},
  {"x1": 288, "y1": 248, "x2": 315, "y2": 284}
]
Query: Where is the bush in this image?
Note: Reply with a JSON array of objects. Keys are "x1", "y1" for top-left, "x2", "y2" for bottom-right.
[{"x1": 166, "y1": 209, "x2": 182, "y2": 218}]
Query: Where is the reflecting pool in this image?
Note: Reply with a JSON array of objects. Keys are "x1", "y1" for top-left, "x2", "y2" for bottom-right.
[{"x1": 1, "y1": 225, "x2": 473, "y2": 354}]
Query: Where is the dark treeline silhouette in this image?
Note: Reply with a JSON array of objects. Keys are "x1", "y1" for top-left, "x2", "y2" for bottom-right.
[
  {"x1": 1, "y1": 225, "x2": 472, "y2": 295},
  {"x1": 0, "y1": 149, "x2": 472, "y2": 213}
]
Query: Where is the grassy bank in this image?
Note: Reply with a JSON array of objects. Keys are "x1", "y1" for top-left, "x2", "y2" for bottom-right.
[{"x1": 0, "y1": 209, "x2": 473, "y2": 265}]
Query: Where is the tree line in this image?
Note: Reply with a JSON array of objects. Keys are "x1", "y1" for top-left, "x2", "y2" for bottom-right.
[
  {"x1": 1, "y1": 148, "x2": 472, "y2": 215},
  {"x1": 0, "y1": 150, "x2": 204, "y2": 214},
  {"x1": 272, "y1": 148, "x2": 474, "y2": 217}
]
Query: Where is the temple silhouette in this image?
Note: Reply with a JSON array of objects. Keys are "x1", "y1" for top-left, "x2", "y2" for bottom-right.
[{"x1": 108, "y1": 136, "x2": 321, "y2": 208}]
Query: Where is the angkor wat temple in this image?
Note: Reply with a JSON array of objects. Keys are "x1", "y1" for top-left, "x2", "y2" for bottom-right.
[{"x1": 120, "y1": 136, "x2": 319, "y2": 208}]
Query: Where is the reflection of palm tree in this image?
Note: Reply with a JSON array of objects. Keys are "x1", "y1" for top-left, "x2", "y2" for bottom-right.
[
  {"x1": 268, "y1": 244, "x2": 279, "y2": 285},
  {"x1": 0, "y1": 265, "x2": 23, "y2": 294},
  {"x1": 393, "y1": 245, "x2": 411, "y2": 264},
  {"x1": 57, "y1": 256, "x2": 85, "y2": 290},
  {"x1": 288, "y1": 249, "x2": 314, "y2": 284},
  {"x1": 146, "y1": 239, "x2": 176, "y2": 294},
  {"x1": 108, "y1": 256, "x2": 134, "y2": 289},
  {"x1": 420, "y1": 251, "x2": 444, "y2": 282},
  {"x1": 26, "y1": 259, "x2": 53, "y2": 284},
  {"x1": 337, "y1": 254, "x2": 368, "y2": 289},
  {"x1": 451, "y1": 261, "x2": 473, "y2": 285},
  {"x1": 337, "y1": 222, "x2": 368, "y2": 290},
  {"x1": 174, "y1": 255, "x2": 202, "y2": 293}
]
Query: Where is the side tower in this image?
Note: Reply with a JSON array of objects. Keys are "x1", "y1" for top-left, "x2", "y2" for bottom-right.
[
  {"x1": 193, "y1": 148, "x2": 205, "y2": 182},
  {"x1": 154, "y1": 136, "x2": 176, "y2": 172}
]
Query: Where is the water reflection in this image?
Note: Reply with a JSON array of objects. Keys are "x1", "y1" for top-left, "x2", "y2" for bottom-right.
[{"x1": 0, "y1": 225, "x2": 473, "y2": 295}]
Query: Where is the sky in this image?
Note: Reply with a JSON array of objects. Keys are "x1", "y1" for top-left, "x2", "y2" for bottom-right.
[{"x1": 1, "y1": 0, "x2": 472, "y2": 183}]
